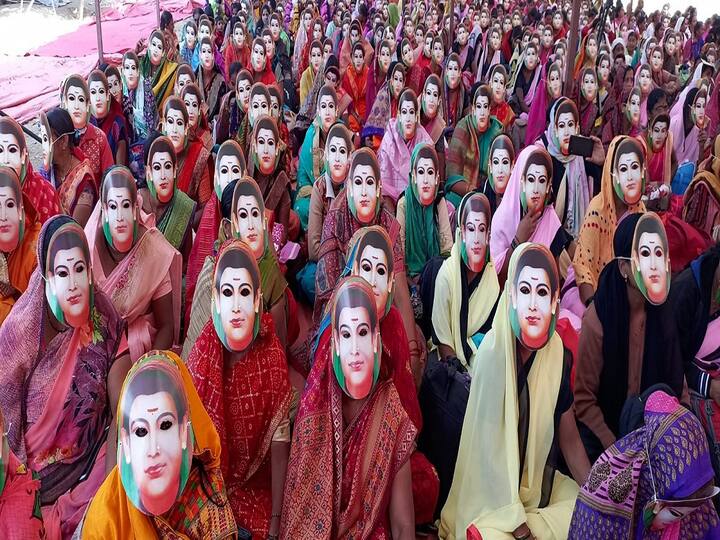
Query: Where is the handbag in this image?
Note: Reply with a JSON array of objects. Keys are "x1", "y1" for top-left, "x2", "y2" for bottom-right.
[{"x1": 418, "y1": 350, "x2": 471, "y2": 518}]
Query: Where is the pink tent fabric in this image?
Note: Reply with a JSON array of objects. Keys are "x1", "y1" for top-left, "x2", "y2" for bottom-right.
[{"x1": 0, "y1": 0, "x2": 200, "y2": 124}]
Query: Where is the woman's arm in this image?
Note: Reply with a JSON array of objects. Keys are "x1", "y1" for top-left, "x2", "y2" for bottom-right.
[
  {"x1": 151, "y1": 292, "x2": 175, "y2": 351},
  {"x1": 559, "y1": 408, "x2": 591, "y2": 485},
  {"x1": 269, "y1": 440, "x2": 291, "y2": 537},
  {"x1": 389, "y1": 460, "x2": 415, "y2": 540},
  {"x1": 393, "y1": 271, "x2": 420, "y2": 368},
  {"x1": 73, "y1": 189, "x2": 96, "y2": 228},
  {"x1": 106, "y1": 353, "x2": 131, "y2": 473},
  {"x1": 270, "y1": 293, "x2": 288, "y2": 348},
  {"x1": 116, "y1": 139, "x2": 128, "y2": 167}
]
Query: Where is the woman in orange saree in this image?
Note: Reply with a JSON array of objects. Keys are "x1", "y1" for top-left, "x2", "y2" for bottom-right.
[
  {"x1": 281, "y1": 277, "x2": 416, "y2": 539},
  {"x1": 0, "y1": 214, "x2": 129, "y2": 539},
  {"x1": 84, "y1": 166, "x2": 181, "y2": 362},
  {"x1": 78, "y1": 350, "x2": 237, "y2": 539},
  {"x1": 187, "y1": 240, "x2": 293, "y2": 539},
  {"x1": 0, "y1": 168, "x2": 41, "y2": 325},
  {"x1": 0, "y1": 117, "x2": 59, "y2": 224},
  {"x1": 342, "y1": 41, "x2": 369, "y2": 134},
  {"x1": 181, "y1": 83, "x2": 213, "y2": 153}
]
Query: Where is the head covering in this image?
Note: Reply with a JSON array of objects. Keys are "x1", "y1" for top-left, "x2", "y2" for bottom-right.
[
  {"x1": 569, "y1": 390, "x2": 720, "y2": 539},
  {"x1": 572, "y1": 136, "x2": 646, "y2": 292},
  {"x1": 543, "y1": 97, "x2": 591, "y2": 238},
  {"x1": 490, "y1": 146, "x2": 562, "y2": 271},
  {"x1": 592, "y1": 213, "x2": 685, "y2": 437},
  {"x1": 439, "y1": 242, "x2": 575, "y2": 539},
  {"x1": 403, "y1": 143, "x2": 440, "y2": 276},
  {"x1": 80, "y1": 350, "x2": 235, "y2": 539}
]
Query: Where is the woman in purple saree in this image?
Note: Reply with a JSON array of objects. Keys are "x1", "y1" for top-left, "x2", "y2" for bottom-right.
[{"x1": 0, "y1": 215, "x2": 130, "y2": 539}]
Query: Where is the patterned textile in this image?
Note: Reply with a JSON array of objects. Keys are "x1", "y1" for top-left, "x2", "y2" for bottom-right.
[
  {"x1": 445, "y1": 115, "x2": 504, "y2": 201},
  {"x1": 90, "y1": 98, "x2": 128, "y2": 162},
  {"x1": 377, "y1": 121, "x2": 433, "y2": 202},
  {"x1": 177, "y1": 140, "x2": 212, "y2": 206},
  {"x1": 79, "y1": 352, "x2": 238, "y2": 540},
  {"x1": 154, "y1": 462, "x2": 237, "y2": 540},
  {"x1": 184, "y1": 195, "x2": 220, "y2": 327},
  {"x1": 314, "y1": 192, "x2": 404, "y2": 322},
  {"x1": 363, "y1": 82, "x2": 394, "y2": 139},
  {"x1": 156, "y1": 190, "x2": 196, "y2": 251},
  {"x1": 22, "y1": 162, "x2": 60, "y2": 224},
  {"x1": 140, "y1": 54, "x2": 179, "y2": 108},
  {"x1": 77, "y1": 123, "x2": 114, "y2": 187},
  {"x1": 342, "y1": 63, "x2": 368, "y2": 133},
  {"x1": 280, "y1": 327, "x2": 417, "y2": 539},
  {"x1": 569, "y1": 391, "x2": 720, "y2": 539},
  {"x1": 186, "y1": 315, "x2": 293, "y2": 538},
  {"x1": 196, "y1": 66, "x2": 227, "y2": 122},
  {"x1": 0, "y1": 235, "x2": 123, "y2": 505},
  {"x1": 55, "y1": 149, "x2": 96, "y2": 217},
  {"x1": 0, "y1": 452, "x2": 44, "y2": 539},
  {"x1": 573, "y1": 136, "x2": 645, "y2": 292}
]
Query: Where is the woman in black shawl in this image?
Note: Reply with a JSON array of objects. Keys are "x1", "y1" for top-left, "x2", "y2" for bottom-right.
[{"x1": 574, "y1": 212, "x2": 686, "y2": 463}]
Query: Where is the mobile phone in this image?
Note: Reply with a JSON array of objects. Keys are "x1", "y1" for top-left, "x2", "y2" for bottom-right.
[{"x1": 568, "y1": 135, "x2": 594, "y2": 158}]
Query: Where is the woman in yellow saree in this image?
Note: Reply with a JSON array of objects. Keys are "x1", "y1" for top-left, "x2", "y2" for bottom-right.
[{"x1": 440, "y1": 243, "x2": 588, "y2": 540}]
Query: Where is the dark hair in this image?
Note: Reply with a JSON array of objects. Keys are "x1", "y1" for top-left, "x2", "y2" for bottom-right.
[
  {"x1": 514, "y1": 245, "x2": 559, "y2": 298},
  {"x1": 489, "y1": 64, "x2": 508, "y2": 83},
  {"x1": 309, "y1": 39, "x2": 323, "y2": 56},
  {"x1": 62, "y1": 74, "x2": 89, "y2": 100},
  {"x1": 555, "y1": 98, "x2": 579, "y2": 123},
  {"x1": 45, "y1": 107, "x2": 76, "y2": 146},
  {"x1": 355, "y1": 228, "x2": 394, "y2": 275},
  {"x1": 461, "y1": 192, "x2": 491, "y2": 230},
  {"x1": 121, "y1": 363, "x2": 189, "y2": 433},
  {"x1": 332, "y1": 282, "x2": 378, "y2": 333},
  {"x1": 236, "y1": 69, "x2": 253, "y2": 90},
  {"x1": 184, "y1": 20, "x2": 197, "y2": 36},
  {"x1": 163, "y1": 96, "x2": 189, "y2": 124},
  {"x1": 0, "y1": 167, "x2": 22, "y2": 211},
  {"x1": 613, "y1": 136, "x2": 645, "y2": 170},
  {"x1": 267, "y1": 84, "x2": 283, "y2": 107},
  {"x1": 0, "y1": 117, "x2": 26, "y2": 153},
  {"x1": 317, "y1": 84, "x2": 338, "y2": 109},
  {"x1": 232, "y1": 177, "x2": 265, "y2": 219},
  {"x1": 352, "y1": 41, "x2": 365, "y2": 57},
  {"x1": 414, "y1": 144, "x2": 439, "y2": 172},
  {"x1": 176, "y1": 63, "x2": 195, "y2": 82},
  {"x1": 199, "y1": 36, "x2": 213, "y2": 52},
  {"x1": 160, "y1": 10, "x2": 174, "y2": 30},
  {"x1": 122, "y1": 50, "x2": 140, "y2": 68},
  {"x1": 104, "y1": 65, "x2": 121, "y2": 81},
  {"x1": 398, "y1": 88, "x2": 418, "y2": 111},
  {"x1": 490, "y1": 134, "x2": 515, "y2": 163},
  {"x1": 87, "y1": 69, "x2": 109, "y2": 89},
  {"x1": 250, "y1": 82, "x2": 271, "y2": 104},
  {"x1": 46, "y1": 223, "x2": 91, "y2": 280},
  {"x1": 229, "y1": 62, "x2": 244, "y2": 84},
  {"x1": 144, "y1": 134, "x2": 177, "y2": 167},
  {"x1": 524, "y1": 148, "x2": 553, "y2": 179},
  {"x1": 101, "y1": 166, "x2": 138, "y2": 205},
  {"x1": 149, "y1": 30, "x2": 165, "y2": 50},
  {"x1": 221, "y1": 179, "x2": 237, "y2": 219},
  {"x1": 326, "y1": 122, "x2": 353, "y2": 152},
  {"x1": 198, "y1": 18, "x2": 213, "y2": 34},
  {"x1": 180, "y1": 82, "x2": 203, "y2": 106},
  {"x1": 217, "y1": 140, "x2": 246, "y2": 175},
  {"x1": 214, "y1": 245, "x2": 261, "y2": 293},
  {"x1": 251, "y1": 37, "x2": 267, "y2": 55},
  {"x1": 633, "y1": 213, "x2": 669, "y2": 256},
  {"x1": 253, "y1": 114, "x2": 279, "y2": 141},
  {"x1": 649, "y1": 113, "x2": 670, "y2": 129},
  {"x1": 472, "y1": 84, "x2": 492, "y2": 105},
  {"x1": 350, "y1": 148, "x2": 381, "y2": 183},
  {"x1": 647, "y1": 87, "x2": 668, "y2": 115},
  {"x1": 387, "y1": 61, "x2": 406, "y2": 83},
  {"x1": 261, "y1": 28, "x2": 273, "y2": 40}
]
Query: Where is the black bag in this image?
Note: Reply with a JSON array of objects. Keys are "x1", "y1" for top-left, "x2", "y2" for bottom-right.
[
  {"x1": 417, "y1": 351, "x2": 471, "y2": 519},
  {"x1": 618, "y1": 383, "x2": 677, "y2": 437}
]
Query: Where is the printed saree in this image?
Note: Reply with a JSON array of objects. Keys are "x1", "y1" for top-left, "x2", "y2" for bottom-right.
[
  {"x1": 0, "y1": 451, "x2": 44, "y2": 539},
  {"x1": 177, "y1": 140, "x2": 212, "y2": 206},
  {"x1": 85, "y1": 204, "x2": 182, "y2": 362},
  {"x1": 377, "y1": 121, "x2": 433, "y2": 202},
  {"x1": 77, "y1": 124, "x2": 114, "y2": 187},
  {"x1": 445, "y1": 115, "x2": 504, "y2": 208},
  {"x1": 280, "y1": 326, "x2": 417, "y2": 539},
  {"x1": 79, "y1": 351, "x2": 238, "y2": 540},
  {"x1": 0, "y1": 217, "x2": 124, "y2": 538},
  {"x1": 140, "y1": 54, "x2": 179, "y2": 109},
  {"x1": 569, "y1": 391, "x2": 720, "y2": 539},
  {"x1": 184, "y1": 194, "x2": 220, "y2": 326},
  {"x1": 187, "y1": 315, "x2": 293, "y2": 539},
  {"x1": 53, "y1": 148, "x2": 96, "y2": 217},
  {"x1": 21, "y1": 161, "x2": 60, "y2": 224}
]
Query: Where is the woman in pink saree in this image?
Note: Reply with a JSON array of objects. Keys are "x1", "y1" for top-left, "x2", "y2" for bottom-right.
[
  {"x1": 84, "y1": 166, "x2": 181, "y2": 362},
  {"x1": 0, "y1": 214, "x2": 129, "y2": 539}
]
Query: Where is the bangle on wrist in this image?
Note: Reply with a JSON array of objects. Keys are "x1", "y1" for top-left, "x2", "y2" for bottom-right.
[{"x1": 511, "y1": 236, "x2": 519, "y2": 249}]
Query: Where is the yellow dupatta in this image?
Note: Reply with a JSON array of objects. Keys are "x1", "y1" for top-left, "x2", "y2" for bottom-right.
[
  {"x1": 431, "y1": 227, "x2": 500, "y2": 368},
  {"x1": 439, "y1": 243, "x2": 577, "y2": 540}
]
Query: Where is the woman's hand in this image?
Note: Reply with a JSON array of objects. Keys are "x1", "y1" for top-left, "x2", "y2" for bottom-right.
[
  {"x1": 515, "y1": 208, "x2": 541, "y2": 244},
  {"x1": 589, "y1": 135, "x2": 605, "y2": 166}
]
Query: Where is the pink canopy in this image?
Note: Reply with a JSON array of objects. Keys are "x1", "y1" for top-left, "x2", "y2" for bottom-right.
[{"x1": 0, "y1": 0, "x2": 200, "y2": 124}]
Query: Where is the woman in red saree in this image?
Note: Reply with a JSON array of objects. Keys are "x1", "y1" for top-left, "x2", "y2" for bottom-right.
[
  {"x1": 184, "y1": 140, "x2": 246, "y2": 328},
  {"x1": 488, "y1": 65, "x2": 515, "y2": 129},
  {"x1": 161, "y1": 96, "x2": 211, "y2": 226},
  {"x1": 0, "y1": 168, "x2": 41, "y2": 326},
  {"x1": 365, "y1": 40, "x2": 393, "y2": 123},
  {"x1": 645, "y1": 113, "x2": 676, "y2": 210},
  {"x1": 39, "y1": 109, "x2": 95, "y2": 227},
  {"x1": 342, "y1": 41, "x2": 369, "y2": 134},
  {"x1": 224, "y1": 21, "x2": 251, "y2": 81},
  {"x1": 61, "y1": 75, "x2": 115, "y2": 187},
  {"x1": 84, "y1": 166, "x2": 181, "y2": 362},
  {"x1": 249, "y1": 37, "x2": 277, "y2": 86},
  {"x1": 443, "y1": 53, "x2": 466, "y2": 131},
  {"x1": 339, "y1": 20, "x2": 373, "y2": 79},
  {"x1": 87, "y1": 70, "x2": 128, "y2": 167},
  {"x1": 0, "y1": 116, "x2": 59, "y2": 224},
  {"x1": 187, "y1": 239, "x2": 293, "y2": 539},
  {"x1": 281, "y1": 277, "x2": 416, "y2": 539},
  {"x1": 0, "y1": 214, "x2": 129, "y2": 539}
]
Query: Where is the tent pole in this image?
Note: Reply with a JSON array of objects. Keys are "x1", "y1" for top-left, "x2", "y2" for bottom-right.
[
  {"x1": 95, "y1": 0, "x2": 104, "y2": 65},
  {"x1": 564, "y1": 0, "x2": 582, "y2": 96}
]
